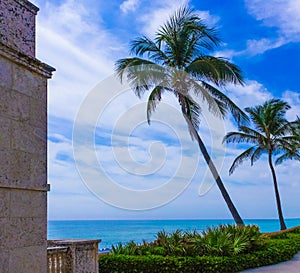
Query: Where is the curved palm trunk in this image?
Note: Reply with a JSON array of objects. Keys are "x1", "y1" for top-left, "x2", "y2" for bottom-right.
[
  {"x1": 268, "y1": 151, "x2": 287, "y2": 230},
  {"x1": 182, "y1": 113, "x2": 244, "y2": 225}
]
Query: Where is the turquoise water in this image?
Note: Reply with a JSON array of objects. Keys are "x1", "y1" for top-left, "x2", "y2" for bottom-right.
[{"x1": 48, "y1": 219, "x2": 300, "y2": 249}]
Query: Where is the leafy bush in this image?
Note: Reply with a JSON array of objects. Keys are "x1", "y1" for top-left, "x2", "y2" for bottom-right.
[
  {"x1": 111, "y1": 224, "x2": 263, "y2": 257},
  {"x1": 99, "y1": 235, "x2": 300, "y2": 273},
  {"x1": 100, "y1": 225, "x2": 300, "y2": 273},
  {"x1": 200, "y1": 224, "x2": 262, "y2": 256}
]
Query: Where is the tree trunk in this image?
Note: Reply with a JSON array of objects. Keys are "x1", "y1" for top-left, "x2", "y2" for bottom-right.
[
  {"x1": 268, "y1": 151, "x2": 287, "y2": 230},
  {"x1": 183, "y1": 113, "x2": 244, "y2": 226}
]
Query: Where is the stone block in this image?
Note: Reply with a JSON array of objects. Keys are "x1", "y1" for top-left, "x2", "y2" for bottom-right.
[
  {"x1": 0, "y1": 189, "x2": 10, "y2": 218},
  {"x1": 30, "y1": 154, "x2": 47, "y2": 186},
  {"x1": 9, "y1": 245, "x2": 47, "y2": 273},
  {"x1": 0, "y1": 148, "x2": 10, "y2": 183},
  {"x1": 0, "y1": 116, "x2": 11, "y2": 149},
  {"x1": 11, "y1": 119, "x2": 31, "y2": 152},
  {"x1": 12, "y1": 64, "x2": 34, "y2": 96},
  {"x1": 0, "y1": 250, "x2": 9, "y2": 273},
  {"x1": 0, "y1": 218, "x2": 10, "y2": 248},
  {"x1": 11, "y1": 119, "x2": 46, "y2": 154},
  {"x1": 9, "y1": 150, "x2": 31, "y2": 181},
  {"x1": 0, "y1": 87, "x2": 30, "y2": 121},
  {"x1": 10, "y1": 90, "x2": 30, "y2": 120},
  {"x1": 0, "y1": 86, "x2": 11, "y2": 117},
  {"x1": 10, "y1": 190, "x2": 47, "y2": 218},
  {"x1": 12, "y1": 64, "x2": 47, "y2": 98},
  {"x1": 8, "y1": 217, "x2": 47, "y2": 248},
  {"x1": 31, "y1": 78, "x2": 48, "y2": 102},
  {"x1": 0, "y1": 56, "x2": 12, "y2": 88},
  {"x1": 30, "y1": 97, "x2": 46, "y2": 130}
]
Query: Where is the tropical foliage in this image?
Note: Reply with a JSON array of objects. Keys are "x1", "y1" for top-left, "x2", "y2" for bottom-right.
[
  {"x1": 115, "y1": 6, "x2": 247, "y2": 225},
  {"x1": 100, "y1": 227, "x2": 300, "y2": 273},
  {"x1": 275, "y1": 116, "x2": 300, "y2": 164},
  {"x1": 111, "y1": 224, "x2": 262, "y2": 257},
  {"x1": 223, "y1": 99, "x2": 300, "y2": 230}
]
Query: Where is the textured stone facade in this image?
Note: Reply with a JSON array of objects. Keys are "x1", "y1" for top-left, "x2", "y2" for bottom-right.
[
  {"x1": 0, "y1": 0, "x2": 54, "y2": 272},
  {"x1": 0, "y1": 0, "x2": 38, "y2": 57}
]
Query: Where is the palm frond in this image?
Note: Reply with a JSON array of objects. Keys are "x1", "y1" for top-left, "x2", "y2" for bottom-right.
[
  {"x1": 238, "y1": 126, "x2": 266, "y2": 141},
  {"x1": 250, "y1": 147, "x2": 265, "y2": 165},
  {"x1": 115, "y1": 57, "x2": 156, "y2": 82},
  {"x1": 200, "y1": 82, "x2": 249, "y2": 124},
  {"x1": 223, "y1": 132, "x2": 259, "y2": 145},
  {"x1": 178, "y1": 94, "x2": 201, "y2": 133},
  {"x1": 115, "y1": 58, "x2": 167, "y2": 97},
  {"x1": 229, "y1": 146, "x2": 256, "y2": 175},
  {"x1": 188, "y1": 80, "x2": 221, "y2": 117},
  {"x1": 146, "y1": 85, "x2": 164, "y2": 124},
  {"x1": 130, "y1": 36, "x2": 171, "y2": 65},
  {"x1": 186, "y1": 56, "x2": 244, "y2": 86},
  {"x1": 275, "y1": 152, "x2": 300, "y2": 165}
]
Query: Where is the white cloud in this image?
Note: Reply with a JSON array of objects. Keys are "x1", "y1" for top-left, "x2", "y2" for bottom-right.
[
  {"x1": 226, "y1": 80, "x2": 272, "y2": 110},
  {"x1": 245, "y1": 0, "x2": 300, "y2": 41},
  {"x1": 216, "y1": 38, "x2": 285, "y2": 58},
  {"x1": 281, "y1": 90, "x2": 300, "y2": 120},
  {"x1": 138, "y1": 0, "x2": 219, "y2": 38},
  {"x1": 243, "y1": 38, "x2": 285, "y2": 56},
  {"x1": 120, "y1": 0, "x2": 139, "y2": 14},
  {"x1": 219, "y1": 0, "x2": 300, "y2": 57},
  {"x1": 35, "y1": 0, "x2": 125, "y2": 120}
]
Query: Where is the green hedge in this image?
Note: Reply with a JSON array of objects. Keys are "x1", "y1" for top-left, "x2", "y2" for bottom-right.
[{"x1": 99, "y1": 237, "x2": 300, "y2": 273}]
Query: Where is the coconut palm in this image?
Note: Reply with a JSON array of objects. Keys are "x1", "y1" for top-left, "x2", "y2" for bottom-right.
[
  {"x1": 223, "y1": 99, "x2": 298, "y2": 230},
  {"x1": 115, "y1": 6, "x2": 248, "y2": 225}
]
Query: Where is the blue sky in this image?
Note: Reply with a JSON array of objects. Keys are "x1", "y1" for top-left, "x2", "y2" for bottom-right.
[{"x1": 30, "y1": 0, "x2": 300, "y2": 220}]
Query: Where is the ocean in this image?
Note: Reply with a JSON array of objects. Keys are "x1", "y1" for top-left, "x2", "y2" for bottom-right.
[{"x1": 48, "y1": 219, "x2": 300, "y2": 249}]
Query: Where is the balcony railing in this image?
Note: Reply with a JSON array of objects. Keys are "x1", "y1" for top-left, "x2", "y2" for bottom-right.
[
  {"x1": 48, "y1": 246, "x2": 69, "y2": 273},
  {"x1": 47, "y1": 239, "x2": 101, "y2": 273}
]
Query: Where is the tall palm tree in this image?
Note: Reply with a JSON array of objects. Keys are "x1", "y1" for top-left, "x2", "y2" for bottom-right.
[
  {"x1": 223, "y1": 99, "x2": 298, "y2": 230},
  {"x1": 115, "y1": 6, "x2": 248, "y2": 225}
]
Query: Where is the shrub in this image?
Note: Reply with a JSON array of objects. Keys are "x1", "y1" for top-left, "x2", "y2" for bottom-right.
[
  {"x1": 100, "y1": 226, "x2": 300, "y2": 273},
  {"x1": 99, "y1": 237, "x2": 300, "y2": 273},
  {"x1": 111, "y1": 224, "x2": 263, "y2": 257}
]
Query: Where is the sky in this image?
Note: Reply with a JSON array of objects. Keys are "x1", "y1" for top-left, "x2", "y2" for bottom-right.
[{"x1": 30, "y1": 0, "x2": 300, "y2": 220}]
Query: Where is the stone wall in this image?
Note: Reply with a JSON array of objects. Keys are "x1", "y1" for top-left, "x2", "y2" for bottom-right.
[
  {"x1": 0, "y1": 0, "x2": 39, "y2": 57},
  {"x1": 0, "y1": 0, "x2": 55, "y2": 272}
]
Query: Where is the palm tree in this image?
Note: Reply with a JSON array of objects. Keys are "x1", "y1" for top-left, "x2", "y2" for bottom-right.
[
  {"x1": 223, "y1": 99, "x2": 298, "y2": 230},
  {"x1": 115, "y1": 6, "x2": 248, "y2": 225}
]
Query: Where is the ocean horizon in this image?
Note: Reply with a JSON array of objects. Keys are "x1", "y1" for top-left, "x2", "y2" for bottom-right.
[{"x1": 48, "y1": 218, "x2": 300, "y2": 249}]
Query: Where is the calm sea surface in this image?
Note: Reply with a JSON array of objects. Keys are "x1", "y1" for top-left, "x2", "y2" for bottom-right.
[{"x1": 48, "y1": 219, "x2": 300, "y2": 249}]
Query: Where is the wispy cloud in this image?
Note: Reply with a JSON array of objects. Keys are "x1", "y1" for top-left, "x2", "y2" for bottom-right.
[
  {"x1": 225, "y1": 80, "x2": 272, "y2": 110},
  {"x1": 120, "y1": 0, "x2": 139, "y2": 14},
  {"x1": 137, "y1": 0, "x2": 219, "y2": 38},
  {"x1": 35, "y1": 0, "x2": 125, "y2": 119},
  {"x1": 242, "y1": 38, "x2": 285, "y2": 56},
  {"x1": 245, "y1": 0, "x2": 300, "y2": 41}
]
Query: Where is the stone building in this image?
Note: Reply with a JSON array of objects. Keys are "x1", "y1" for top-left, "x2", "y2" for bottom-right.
[{"x1": 0, "y1": 0, "x2": 55, "y2": 272}]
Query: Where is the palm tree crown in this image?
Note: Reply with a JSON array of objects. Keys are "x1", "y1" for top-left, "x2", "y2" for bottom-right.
[
  {"x1": 116, "y1": 7, "x2": 248, "y2": 127},
  {"x1": 224, "y1": 99, "x2": 299, "y2": 174},
  {"x1": 223, "y1": 98, "x2": 299, "y2": 230},
  {"x1": 116, "y1": 6, "x2": 247, "y2": 225},
  {"x1": 275, "y1": 117, "x2": 300, "y2": 164}
]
